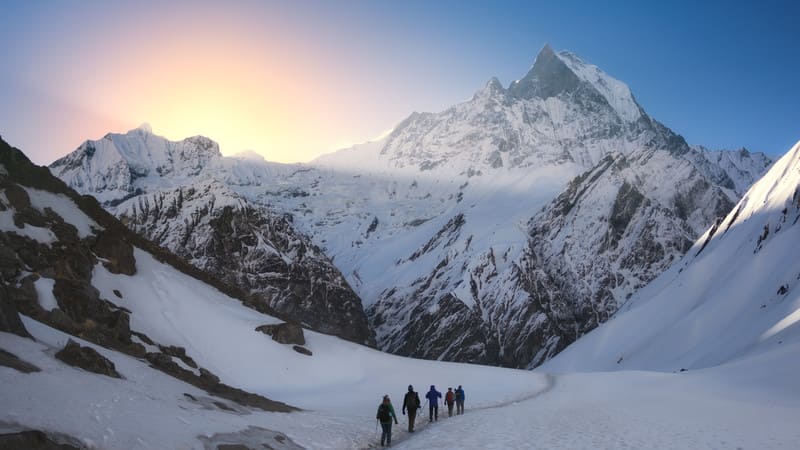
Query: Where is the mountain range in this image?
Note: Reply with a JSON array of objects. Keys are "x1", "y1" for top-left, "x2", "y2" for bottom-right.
[{"x1": 51, "y1": 45, "x2": 772, "y2": 368}]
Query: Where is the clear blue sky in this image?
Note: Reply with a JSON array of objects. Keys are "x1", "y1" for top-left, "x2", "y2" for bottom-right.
[{"x1": 0, "y1": 0, "x2": 798, "y2": 163}]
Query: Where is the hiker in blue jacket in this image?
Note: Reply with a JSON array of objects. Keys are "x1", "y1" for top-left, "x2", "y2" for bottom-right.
[
  {"x1": 425, "y1": 385, "x2": 442, "y2": 422},
  {"x1": 455, "y1": 385, "x2": 465, "y2": 415}
]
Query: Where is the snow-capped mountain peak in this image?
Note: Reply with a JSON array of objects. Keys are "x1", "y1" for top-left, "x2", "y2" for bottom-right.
[
  {"x1": 50, "y1": 126, "x2": 222, "y2": 204},
  {"x1": 134, "y1": 122, "x2": 153, "y2": 134},
  {"x1": 508, "y1": 45, "x2": 643, "y2": 123},
  {"x1": 508, "y1": 43, "x2": 582, "y2": 100},
  {"x1": 555, "y1": 50, "x2": 643, "y2": 123}
]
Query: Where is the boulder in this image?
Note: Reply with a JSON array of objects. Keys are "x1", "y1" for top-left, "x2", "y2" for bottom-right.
[
  {"x1": 255, "y1": 322, "x2": 305, "y2": 345},
  {"x1": 0, "y1": 348, "x2": 40, "y2": 373},
  {"x1": 92, "y1": 228, "x2": 136, "y2": 275},
  {"x1": 292, "y1": 346, "x2": 312, "y2": 356},
  {"x1": 55, "y1": 339, "x2": 121, "y2": 378},
  {"x1": 0, "y1": 430, "x2": 82, "y2": 450},
  {"x1": 3, "y1": 183, "x2": 31, "y2": 210},
  {"x1": 0, "y1": 285, "x2": 30, "y2": 338}
]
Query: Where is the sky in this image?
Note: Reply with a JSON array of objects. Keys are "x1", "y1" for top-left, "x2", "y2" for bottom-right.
[{"x1": 0, "y1": 0, "x2": 798, "y2": 165}]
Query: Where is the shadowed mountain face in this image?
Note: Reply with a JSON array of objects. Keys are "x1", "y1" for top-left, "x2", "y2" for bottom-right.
[{"x1": 51, "y1": 46, "x2": 771, "y2": 368}]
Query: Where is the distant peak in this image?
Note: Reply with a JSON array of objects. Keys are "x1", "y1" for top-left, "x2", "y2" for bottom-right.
[
  {"x1": 538, "y1": 43, "x2": 555, "y2": 59},
  {"x1": 133, "y1": 123, "x2": 153, "y2": 134},
  {"x1": 508, "y1": 44, "x2": 580, "y2": 100},
  {"x1": 486, "y1": 77, "x2": 503, "y2": 90},
  {"x1": 232, "y1": 149, "x2": 265, "y2": 161}
]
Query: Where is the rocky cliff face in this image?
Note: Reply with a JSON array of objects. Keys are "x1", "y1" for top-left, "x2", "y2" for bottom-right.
[{"x1": 115, "y1": 181, "x2": 372, "y2": 344}]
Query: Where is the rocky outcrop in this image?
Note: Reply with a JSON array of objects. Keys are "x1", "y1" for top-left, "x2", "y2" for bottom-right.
[
  {"x1": 144, "y1": 351, "x2": 297, "y2": 412},
  {"x1": 256, "y1": 322, "x2": 305, "y2": 346},
  {"x1": 55, "y1": 339, "x2": 121, "y2": 378},
  {"x1": 0, "y1": 285, "x2": 30, "y2": 338},
  {"x1": 292, "y1": 345, "x2": 312, "y2": 356},
  {"x1": 0, "y1": 430, "x2": 84, "y2": 450},
  {"x1": 0, "y1": 348, "x2": 40, "y2": 373},
  {"x1": 92, "y1": 227, "x2": 136, "y2": 275}
]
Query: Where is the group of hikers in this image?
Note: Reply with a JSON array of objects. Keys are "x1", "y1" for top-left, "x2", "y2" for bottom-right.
[{"x1": 375, "y1": 384, "x2": 466, "y2": 447}]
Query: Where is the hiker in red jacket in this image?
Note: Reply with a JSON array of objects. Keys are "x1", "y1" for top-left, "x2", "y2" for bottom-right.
[{"x1": 445, "y1": 387, "x2": 456, "y2": 417}]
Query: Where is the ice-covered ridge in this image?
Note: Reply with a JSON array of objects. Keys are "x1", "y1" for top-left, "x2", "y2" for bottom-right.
[{"x1": 556, "y1": 50, "x2": 643, "y2": 123}]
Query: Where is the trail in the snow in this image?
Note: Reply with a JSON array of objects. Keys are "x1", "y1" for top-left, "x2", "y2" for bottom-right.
[{"x1": 360, "y1": 373, "x2": 556, "y2": 449}]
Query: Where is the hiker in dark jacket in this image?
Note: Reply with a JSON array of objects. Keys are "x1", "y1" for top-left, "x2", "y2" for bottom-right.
[
  {"x1": 445, "y1": 387, "x2": 456, "y2": 417},
  {"x1": 455, "y1": 385, "x2": 465, "y2": 415},
  {"x1": 376, "y1": 395, "x2": 398, "y2": 447},
  {"x1": 402, "y1": 385, "x2": 421, "y2": 432},
  {"x1": 425, "y1": 385, "x2": 442, "y2": 422}
]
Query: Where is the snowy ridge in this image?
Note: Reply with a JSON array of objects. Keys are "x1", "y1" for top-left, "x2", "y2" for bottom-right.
[
  {"x1": 545, "y1": 140, "x2": 800, "y2": 373},
  {"x1": 50, "y1": 126, "x2": 222, "y2": 205},
  {"x1": 555, "y1": 50, "x2": 643, "y2": 123}
]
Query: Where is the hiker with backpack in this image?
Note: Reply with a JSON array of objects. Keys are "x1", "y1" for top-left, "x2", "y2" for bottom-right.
[
  {"x1": 444, "y1": 387, "x2": 456, "y2": 417},
  {"x1": 425, "y1": 385, "x2": 442, "y2": 422},
  {"x1": 455, "y1": 385, "x2": 465, "y2": 415},
  {"x1": 402, "y1": 385, "x2": 421, "y2": 432},
  {"x1": 376, "y1": 395, "x2": 399, "y2": 447}
]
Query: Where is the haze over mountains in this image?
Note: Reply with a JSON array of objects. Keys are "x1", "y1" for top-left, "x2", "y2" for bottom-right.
[{"x1": 52, "y1": 46, "x2": 771, "y2": 368}]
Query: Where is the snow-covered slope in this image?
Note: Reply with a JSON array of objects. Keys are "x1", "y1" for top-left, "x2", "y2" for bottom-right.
[
  {"x1": 51, "y1": 129, "x2": 375, "y2": 346},
  {"x1": 51, "y1": 46, "x2": 771, "y2": 369},
  {"x1": 1, "y1": 139, "x2": 545, "y2": 448},
  {"x1": 544, "y1": 139, "x2": 800, "y2": 372}
]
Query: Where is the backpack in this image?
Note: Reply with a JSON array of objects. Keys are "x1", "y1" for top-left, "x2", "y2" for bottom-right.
[
  {"x1": 405, "y1": 391, "x2": 420, "y2": 409},
  {"x1": 445, "y1": 391, "x2": 455, "y2": 403},
  {"x1": 377, "y1": 404, "x2": 391, "y2": 422}
]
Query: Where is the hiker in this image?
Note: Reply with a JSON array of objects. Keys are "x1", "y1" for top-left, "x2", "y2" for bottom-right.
[
  {"x1": 425, "y1": 385, "x2": 442, "y2": 422},
  {"x1": 402, "y1": 384, "x2": 421, "y2": 432},
  {"x1": 445, "y1": 387, "x2": 455, "y2": 417},
  {"x1": 376, "y1": 395, "x2": 399, "y2": 447},
  {"x1": 455, "y1": 385, "x2": 465, "y2": 415}
]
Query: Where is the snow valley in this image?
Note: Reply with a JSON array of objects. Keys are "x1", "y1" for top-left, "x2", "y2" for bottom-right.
[{"x1": 0, "y1": 46, "x2": 798, "y2": 449}]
